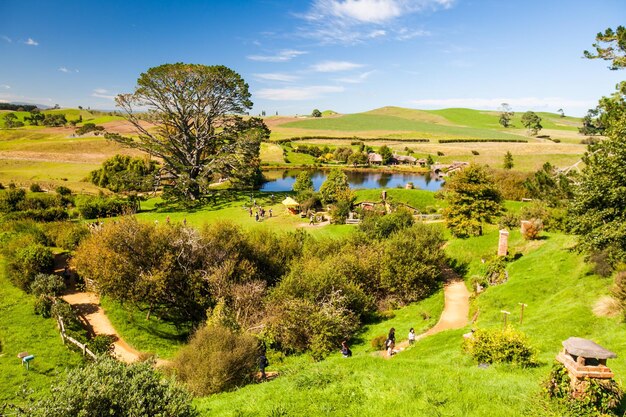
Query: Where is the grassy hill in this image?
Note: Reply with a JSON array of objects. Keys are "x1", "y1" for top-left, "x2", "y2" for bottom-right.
[
  {"x1": 194, "y1": 228, "x2": 625, "y2": 416},
  {"x1": 273, "y1": 106, "x2": 583, "y2": 142}
]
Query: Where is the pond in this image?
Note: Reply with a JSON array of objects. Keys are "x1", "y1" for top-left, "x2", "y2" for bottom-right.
[{"x1": 259, "y1": 169, "x2": 444, "y2": 192}]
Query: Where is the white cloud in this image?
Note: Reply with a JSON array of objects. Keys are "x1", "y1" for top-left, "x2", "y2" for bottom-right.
[
  {"x1": 58, "y1": 67, "x2": 69, "y2": 73},
  {"x1": 256, "y1": 85, "x2": 345, "y2": 100},
  {"x1": 247, "y1": 49, "x2": 307, "y2": 62},
  {"x1": 254, "y1": 73, "x2": 300, "y2": 82},
  {"x1": 24, "y1": 38, "x2": 39, "y2": 46},
  {"x1": 409, "y1": 97, "x2": 596, "y2": 115},
  {"x1": 335, "y1": 70, "x2": 376, "y2": 83},
  {"x1": 1, "y1": 35, "x2": 11, "y2": 43},
  {"x1": 312, "y1": 61, "x2": 364, "y2": 72},
  {"x1": 0, "y1": 84, "x2": 10, "y2": 89},
  {"x1": 92, "y1": 88, "x2": 116, "y2": 100},
  {"x1": 299, "y1": 0, "x2": 452, "y2": 43}
]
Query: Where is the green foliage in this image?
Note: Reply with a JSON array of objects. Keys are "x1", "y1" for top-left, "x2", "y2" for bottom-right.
[
  {"x1": 3, "y1": 112, "x2": 24, "y2": 128},
  {"x1": 7, "y1": 243, "x2": 54, "y2": 291},
  {"x1": 75, "y1": 195, "x2": 137, "y2": 219},
  {"x1": 524, "y1": 162, "x2": 574, "y2": 207},
  {"x1": 172, "y1": 324, "x2": 258, "y2": 395},
  {"x1": 34, "y1": 294, "x2": 53, "y2": 318},
  {"x1": 43, "y1": 221, "x2": 89, "y2": 251},
  {"x1": 30, "y1": 273, "x2": 65, "y2": 297},
  {"x1": 480, "y1": 256, "x2": 508, "y2": 286},
  {"x1": 370, "y1": 334, "x2": 388, "y2": 350},
  {"x1": 88, "y1": 154, "x2": 159, "y2": 192},
  {"x1": 320, "y1": 168, "x2": 350, "y2": 204},
  {"x1": 503, "y1": 151, "x2": 514, "y2": 169},
  {"x1": 23, "y1": 358, "x2": 197, "y2": 417},
  {"x1": 584, "y1": 25, "x2": 626, "y2": 70},
  {"x1": 292, "y1": 170, "x2": 314, "y2": 193},
  {"x1": 55, "y1": 185, "x2": 72, "y2": 196},
  {"x1": 378, "y1": 145, "x2": 393, "y2": 165},
  {"x1": 108, "y1": 63, "x2": 267, "y2": 202},
  {"x1": 443, "y1": 164, "x2": 504, "y2": 237},
  {"x1": 499, "y1": 103, "x2": 514, "y2": 128},
  {"x1": 579, "y1": 107, "x2": 606, "y2": 136},
  {"x1": 611, "y1": 271, "x2": 626, "y2": 311},
  {"x1": 463, "y1": 328, "x2": 538, "y2": 367},
  {"x1": 88, "y1": 335, "x2": 116, "y2": 356},
  {"x1": 490, "y1": 169, "x2": 531, "y2": 201},
  {"x1": 544, "y1": 362, "x2": 623, "y2": 416},
  {"x1": 359, "y1": 208, "x2": 414, "y2": 239},
  {"x1": 347, "y1": 151, "x2": 368, "y2": 166},
  {"x1": 41, "y1": 113, "x2": 67, "y2": 127},
  {"x1": 311, "y1": 109, "x2": 322, "y2": 118},
  {"x1": 75, "y1": 122, "x2": 105, "y2": 136},
  {"x1": 521, "y1": 218, "x2": 544, "y2": 240},
  {"x1": 333, "y1": 146, "x2": 353, "y2": 163},
  {"x1": 29, "y1": 183, "x2": 43, "y2": 193},
  {"x1": 328, "y1": 190, "x2": 355, "y2": 224},
  {"x1": 521, "y1": 111, "x2": 543, "y2": 136}
]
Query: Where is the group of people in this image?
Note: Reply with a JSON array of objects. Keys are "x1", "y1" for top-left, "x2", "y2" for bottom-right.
[
  {"x1": 249, "y1": 206, "x2": 272, "y2": 222},
  {"x1": 385, "y1": 327, "x2": 416, "y2": 357}
]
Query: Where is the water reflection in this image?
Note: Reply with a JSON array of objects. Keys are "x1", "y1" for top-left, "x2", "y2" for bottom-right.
[{"x1": 259, "y1": 169, "x2": 443, "y2": 192}]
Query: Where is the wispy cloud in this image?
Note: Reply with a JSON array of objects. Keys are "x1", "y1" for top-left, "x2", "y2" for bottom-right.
[
  {"x1": 24, "y1": 38, "x2": 39, "y2": 46},
  {"x1": 254, "y1": 73, "x2": 300, "y2": 82},
  {"x1": 1, "y1": 35, "x2": 11, "y2": 43},
  {"x1": 256, "y1": 85, "x2": 344, "y2": 100},
  {"x1": 335, "y1": 70, "x2": 376, "y2": 83},
  {"x1": 299, "y1": 0, "x2": 452, "y2": 44},
  {"x1": 92, "y1": 88, "x2": 116, "y2": 100},
  {"x1": 0, "y1": 84, "x2": 10, "y2": 89},
  {"x1": 247, "y1": 49, "x2": 307, "y2": 62},
  {"x1": 409, "y1": 97, "x2": 595, "y2": 113},
  {"x1": 58, "y1": 67, "x2": 79, "y2": 73},
  {"x1": 311, "y1": 61, "x2": 364, "y2": 72}
]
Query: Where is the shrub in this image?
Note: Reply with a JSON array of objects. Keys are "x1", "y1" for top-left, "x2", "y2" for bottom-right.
[
  {"x1": 544, "y1": 362, "x2": 623, "y2": 416},
  {"x1": 498, "y1": 212, "x2": 520, "y2": 230},
  {"x1": 521, "y1": 218, "x2": 544, "y2": 240},
  {"x1": 590, "y1": 250, "x2": 614, "y2": 278},
  {"x1": 359, "y1": 208, "x2": 415, "y2": 239},
  {"x1": 437, "y1": 151, "x2": 445, "y2": 156},
  {"x1": 8, "y1": 243, "x2": 55, "y2": 291},
  {"x1": 371, "y1": 334, "x2": 387, "y2": 351},
  {"x1": 88, "y1": 154, "x2": 158, "y2": 192},
  {"x1": 463, "y1": 328, "x2": 537, "y2": 367},
  {"x1": 0, "y1": 188, "x2": 26, "y2": 212},
  {"x1": 29, "y1": 183, "x2": 43, "y2": 192},
  {"x1": 55, "y1": 185, "x2": 72, "y2": 196},
  {"x1": 481, "y1": 256, "x2": 508, "y2": 286},
  {"x1": 612, "y1": 271, "x2": 626, "y2": 309},
  {"x1": 44, "y1": 221, "x2": 89, "y2": 250},
  {"x1": 26, "y1": 358, "x2": 197, "y2": 417},
  {"x1": 75, "y1": 195, "x2": 137, "y2": 219},
  {"x1": 89, "y1": 334, "x2": 116, "y2": 356},
  {"x1": 30, "y1": 273, "x2": 66, "y2": 297},
  {"x1": 171, "y1": 324, "x2": 259, "y2": 396},
  {"x1": 34, "y1": 294, "x2": 53, "y2": 318},
  {"x1": 0, "y1": 183, "x2": 4, "y2": 190},
  {"x1": 471, "y1": 150, "x2": 480, "y2": 155}
]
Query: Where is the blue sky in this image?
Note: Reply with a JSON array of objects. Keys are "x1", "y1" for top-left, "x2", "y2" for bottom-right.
[{"x1": 0, "y1": 0, "x2": 624, "y2": 116}]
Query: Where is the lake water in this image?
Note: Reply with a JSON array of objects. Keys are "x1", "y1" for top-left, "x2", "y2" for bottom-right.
[{"x1": 259, "y1": 169, "x2": 443, "y2": 192}]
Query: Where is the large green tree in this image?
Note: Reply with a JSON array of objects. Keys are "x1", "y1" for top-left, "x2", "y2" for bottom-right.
[
  {"x1": 442, "y1": 164, "x2": 504, "y2": 237},
  {"x1": 106, "y1": 63, "x2": 269, "y2": 202},
  {"x1": 499, "y1": 103, "x2": 514, "y2": 128},
  {"x1": 570, "y1": 26, "x2": 626, "y2": 262},
  {"x1": 521, "y1": 111, "x2": 542, "y2": 136},
  {"x1": 292, "y1": 170, "x2": 314, "y2": 193},
  {"x1": 319, "y1": 168, "x2": 350, "y2": 204}
]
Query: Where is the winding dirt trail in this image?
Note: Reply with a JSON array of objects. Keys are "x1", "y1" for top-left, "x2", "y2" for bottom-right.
[
  {"x1": 61, "y1": 291, "x2": 143, "y2": 363},
  {"x1": 389, "y1": 280, "x2": 470, "y2": 355}
]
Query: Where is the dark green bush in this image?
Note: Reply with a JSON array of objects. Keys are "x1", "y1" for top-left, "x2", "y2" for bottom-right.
[
  {"x1": 44, "y1": 221, "x2": 89, "y2": 250},
  {"x1": 463, "y1": 328, "x2": 537, "y2": 367},
  {"x1": 8, "y1": 243, "x2": 55, "y2": 291},
  {"x1": 30, "y1": 273, "x2": 66, "y2": 297},
  {"x1": 0, "y1": 188, "x2": 26, "y2": 212},
  {"x1": 172, "y1": 324, "x2": 258, "y2": 395},
  {"x1": 29, "y1": 183, "x2": 43, "y2": 192},
  {"x1": 55, "y1": 185, "x2": 72, "y2": 196},
  {"x1": 34, "y1": 294, "x2": 53, "y2": 318},
  {"x1": 89, "y1": 334, "x2": 116, "y2": 356},
  {"x1": 359, "y1": 208, "x2": 414, "y2": 239},
  {"x1": 88, "y1": 154, "x2": 159, "y2": 192},
  {"x1": 75, "y1": 195, "x2": 137, "y2": 219}
]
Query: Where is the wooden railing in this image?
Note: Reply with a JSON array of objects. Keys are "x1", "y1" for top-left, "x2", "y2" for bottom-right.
[{"x1": 56, "y1": 315, "x2": 97, "y2": 360}]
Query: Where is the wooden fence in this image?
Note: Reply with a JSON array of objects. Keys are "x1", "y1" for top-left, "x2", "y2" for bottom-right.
[{"x1": 56, "y1": 315, "x2": 97, "y2": 360}]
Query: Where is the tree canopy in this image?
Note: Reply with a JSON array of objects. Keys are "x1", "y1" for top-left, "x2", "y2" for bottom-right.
[
  {"x1": 319, "y1": 168, "x2": 350, "y2": 204},
  {"x1": 106, "y1": 63, "x2": 269, "y2": 202},
  {"x1": 499, "y1": 103, "x2": 514, "y2": 128},
  {"x1": 570, "y1": 26, "x2": 626, "y2": 263},
  {"x1": 521, "y1": 111, "x2": 542, "y2": 136},
  {"x1": 442, "y1": 164, "x2": 504, "y2": 237}
]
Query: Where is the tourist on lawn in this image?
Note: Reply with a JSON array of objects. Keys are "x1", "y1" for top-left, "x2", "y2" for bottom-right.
[
  {"x1": 249, "y1": 207, "x2": 253, "y2": 217},
  {"x1": 259, "y1": 351, "x2": 269, "y2": 381},
  {"x1": 341, "y1": 341, "x2": 352, "y2": 358},
  {"x1": 408, "y1": 328, "x2": 416, "y2": 345},
  {"x1": 269, "y1": 208, "x2": 273, "y2": 218},
  {"x1": 255, "y1": 212, "x2": 259, "y2": 222},
  {"x1": 387, "y1": 327, "x2": 396, "y2": 356}
]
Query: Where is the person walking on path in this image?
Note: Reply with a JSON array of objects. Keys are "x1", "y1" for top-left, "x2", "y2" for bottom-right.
[
  {"x1": 309, "y1": 214, "x2": 315, "y2": 225},
  {"x1": 387, "y1": 327, "x2": 396, "y2": 357},
  {"x1": 408, "y1": 328, "x2": 416, "y2": 345}
]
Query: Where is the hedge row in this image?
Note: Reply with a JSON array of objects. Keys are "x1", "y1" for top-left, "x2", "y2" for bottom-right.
[
  {"x1": 274, "y1": 136, "x2": 430, "y2": 144},
  {"x1": 438, "y1": 139, "x2": 528, "y2": 143}
]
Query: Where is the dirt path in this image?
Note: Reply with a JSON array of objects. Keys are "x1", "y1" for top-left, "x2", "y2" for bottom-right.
[
  {"x1": 61, "y1": 291, "x2": 143, "y2": 363},
  {"x1": 389, "y1": 280, "x2": 470, "y2": 355}
]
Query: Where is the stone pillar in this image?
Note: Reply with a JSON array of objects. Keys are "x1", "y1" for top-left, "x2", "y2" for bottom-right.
[{"x1": 497, "y1": 229, "x2": 509, "y2": 257}]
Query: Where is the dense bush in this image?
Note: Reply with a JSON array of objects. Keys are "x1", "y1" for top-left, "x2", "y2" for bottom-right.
[
  {"x1": 24, "y1": 358, "x2": 197, "y2": 417},
  {"x1": 359, "y1": 208, "x2": 414, "y2": 239},
  {"x1": 75, "y1": 195, "x2": 138, "y2": 219},
  {"x1": 34, "y1": 294, "x2": 54, "y2": 318},
  {"x1": 29, "y1": 183, "x2": 43, "y2": 192},
  {"x1": 544, "y1": 362, "x2": 623, "y2": 416},
  {"x1": 521, "y1": 218, "x2": 544, "y2": 240},
  {"x1": 88, "y1": 155, "x2": 159, "y2": 192},
  {"x1": 30, "y1": 273, "x2": 65, "y2": 297},
  {"x1": 75, "y1": 122, "x2": 105, "y2": 136},
  {"x1": 3, "y1": 207, "x2": 69, "y2": 222},
  {"x1": 89, "y1": 334, "x2": 116, "y2": 356},
  {"x1": 371, "y1": 334, "x2": 387, "y2": 350},
  {"x1": 172, "y1": 324, "x2": 258, "y2": 395},
  {"x1": 7, "y1": 243, "x2": 55, "y2": 291},
  {"x1": 463, "y1": 328, "x2": 537, "y2": 367},
  {"x1": 55, "y1": 185, "x2": 72, "y2": 196},
  {"x1": 43, "y1": 221, "x2": 89, "y2": 250}
]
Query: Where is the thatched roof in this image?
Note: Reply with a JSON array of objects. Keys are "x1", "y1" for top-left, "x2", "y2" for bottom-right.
[
  {"x1": 281, "y1": 197, "x2": 300, "y2": 207},
  {"x1": 368, "y1": 153, "x2": 383, "y2": 163}
]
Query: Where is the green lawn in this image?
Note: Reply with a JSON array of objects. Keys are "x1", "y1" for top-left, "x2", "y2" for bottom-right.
[
  {"x1": 0, "y1": 258, "x2": 82, "y2": 403},
  {"x1": 260, "y1": 142, "x2": 285, "y2": 164}
]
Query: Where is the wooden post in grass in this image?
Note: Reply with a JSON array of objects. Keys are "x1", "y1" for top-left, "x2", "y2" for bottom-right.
[
  {"x1": 518, "y1": 303, "x2": 528, "y2": 324},
  {"x1": 501, "y1": 310, "x2": 511, "y2": 330}
]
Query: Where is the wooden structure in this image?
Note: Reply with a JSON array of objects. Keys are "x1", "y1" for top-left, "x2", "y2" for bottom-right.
[
  {"x1": 367, "y1": 153, "x2": 383, "y2": 165},
  {"x1": 556, "y1": 337, "x2": 616, "y2": 381},
  {"x1": 497, "y1": 229, "x2": 509, "y2": 256}
]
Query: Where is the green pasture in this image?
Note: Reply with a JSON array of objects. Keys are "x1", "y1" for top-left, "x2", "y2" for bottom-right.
[
  {"x1": 0, "y1": 258, "x2": 82, "y2": 403},
  {"x1": 0, "y1": 159, "x2": 101, "y2": 192}
]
